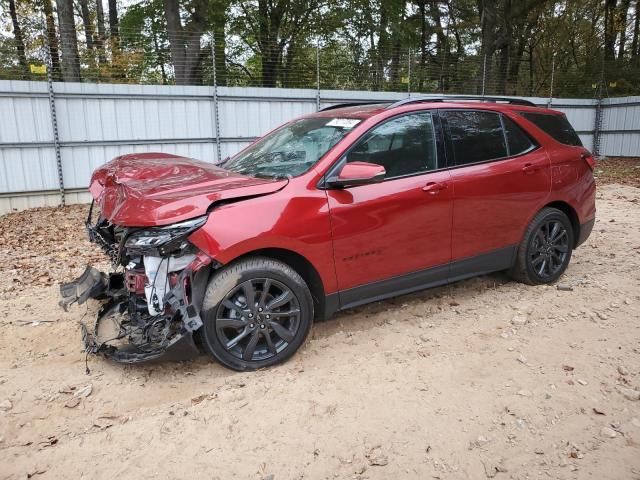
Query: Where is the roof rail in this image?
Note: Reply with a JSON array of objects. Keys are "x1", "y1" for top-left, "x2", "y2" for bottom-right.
[
  {"x1": 386, "y1": 96, "x2": 538, "y2": 109},
  {"x1": 319, "y1": 101, "x2": 388, "y2": 112}
]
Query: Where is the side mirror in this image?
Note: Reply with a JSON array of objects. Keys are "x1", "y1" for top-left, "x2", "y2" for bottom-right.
[{"x1": 326, "y1": 161, "x2": 386, "y2": 188}]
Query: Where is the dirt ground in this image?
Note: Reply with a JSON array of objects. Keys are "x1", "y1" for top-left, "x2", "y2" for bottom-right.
[{"x1": 1, "y1": 177, "x2": 639, "y2": 479}]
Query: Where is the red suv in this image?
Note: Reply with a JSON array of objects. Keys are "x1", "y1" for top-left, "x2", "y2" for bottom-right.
[{"x1": 61, "y1": 96, "x2": 596, "y2": 370}]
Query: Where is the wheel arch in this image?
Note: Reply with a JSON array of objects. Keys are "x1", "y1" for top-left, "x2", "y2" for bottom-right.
[
  {"x1": 543, "y1": 201, "x2": 580, "y2": 247},
  {"x1": 228, "y1": 248, "x2": 328, "y2": 321}
]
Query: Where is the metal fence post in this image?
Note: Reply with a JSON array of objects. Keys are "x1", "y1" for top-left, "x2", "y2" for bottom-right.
[
  {"x1": 593, "y1": 53, "x2": 606, "y2": 158},
  {"x1": 45, "y1": 36, "x2": 65, "y2": 207},
  {"x1": 316, "y1": 40, "x2": 321, "y2": 111},
  {"x1": 481, "y1": 54, "x2": 487, "y2": 96},
  {"x1": 211, "y1": 36, "x2": 222, "y2": 163},
  {"x1": 593, "y1": 97, "x2": 603, "y2": 157}
]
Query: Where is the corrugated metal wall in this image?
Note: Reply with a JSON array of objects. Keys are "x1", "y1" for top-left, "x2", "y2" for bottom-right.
[{"x1": 0, "y1": 80, "x2": 637, "y2": 214}]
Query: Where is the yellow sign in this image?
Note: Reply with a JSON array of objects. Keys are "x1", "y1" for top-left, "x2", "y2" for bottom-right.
[
  {"x1": 609, "y1": 81, "x2": 617, "y2": 88},
  {"x1": 401, "y1": 76, "x2": 409, "y2": 84},
  {"x1": 30, "y1": 64, "x2": 47, "y2": 74}
]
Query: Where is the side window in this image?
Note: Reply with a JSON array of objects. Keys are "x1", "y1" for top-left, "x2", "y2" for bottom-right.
[
  {"x1": 520, "y1": 112, "x2": 583, "y2": 146},
  {"x1": 442, "y1": 110, "x2": 507, "y2": 165},
  {"x1": 502, "y1": 115, "x2": 536, "y2": 156},
  {"x1": 345, "y1": 113, "x2": 437, "y2": 178}
]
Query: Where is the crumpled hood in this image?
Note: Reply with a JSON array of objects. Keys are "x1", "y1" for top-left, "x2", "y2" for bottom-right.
[{"x1": 89, "y1": 153, "x2": 287, "y2": 227}]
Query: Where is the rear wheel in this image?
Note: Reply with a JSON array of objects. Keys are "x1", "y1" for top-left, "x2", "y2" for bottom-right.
[
  {"x1": 200, "y1": 257, "x2": 313, "y2": 371},
  {"x1": 511, "y1": 207, "x2": 574, "y2": 285}
]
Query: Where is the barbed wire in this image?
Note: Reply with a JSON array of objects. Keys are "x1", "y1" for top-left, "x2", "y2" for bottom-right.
[{"x1": 0, "y1": 25, "x2": 635, "y2": 98}]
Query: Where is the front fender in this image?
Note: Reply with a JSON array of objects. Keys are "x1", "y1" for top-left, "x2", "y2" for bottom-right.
[{"x1": 187, "y1": 190, "x2": 338, "y2": 294}]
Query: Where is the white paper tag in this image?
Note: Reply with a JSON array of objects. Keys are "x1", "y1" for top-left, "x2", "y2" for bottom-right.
[{"x1": 326, "y1": 118, "x2": 361, "y2": 129}]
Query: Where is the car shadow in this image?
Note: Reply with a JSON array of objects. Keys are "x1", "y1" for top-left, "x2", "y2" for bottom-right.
[{"x1": 114, "y1": 271, "x2": 513, "y2": 376}]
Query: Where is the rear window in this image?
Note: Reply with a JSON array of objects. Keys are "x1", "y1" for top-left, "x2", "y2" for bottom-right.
[{"x1": 521, "y1": 112, "x2": 582, "y2": 146}]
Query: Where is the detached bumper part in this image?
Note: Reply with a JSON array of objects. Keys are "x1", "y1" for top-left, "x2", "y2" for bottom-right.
[{"x1": 59, "y1": 266, "x2": 108, "y2": 311}]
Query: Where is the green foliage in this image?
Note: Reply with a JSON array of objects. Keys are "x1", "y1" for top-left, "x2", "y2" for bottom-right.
[{"x1": 0, "y1": 0, "x2": 639, "y2": 97}]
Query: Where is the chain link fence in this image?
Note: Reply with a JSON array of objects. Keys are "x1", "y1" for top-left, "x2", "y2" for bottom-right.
[{"x1": 0, "y1": 20, "x2": 634, "y2": 99}]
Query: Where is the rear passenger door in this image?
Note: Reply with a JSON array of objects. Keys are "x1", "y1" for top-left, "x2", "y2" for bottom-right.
[{"x1": 440, "y1": 110, "x2": 551, "y2": 277}]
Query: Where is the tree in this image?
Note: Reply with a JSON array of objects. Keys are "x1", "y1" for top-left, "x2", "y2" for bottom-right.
[
  {"x1": 7, "y1": 0, "x2": 28, "y2": 76},
  {"x1": 109, "y1": 0, "x2": 119, "y2": 38},
  {"x1": 95, "y1": 0, "x2": 107, "y2": 64},
  {"x1": 632, "y1": 0, "x2": 640, "y2": 58},
  {"x1": 618, "y1": 0, "x2": 631, "y2": 59},
  {"x1": 55, "y1": 0, "x2": 81, "y2": 81},
  {"x1": 233, "y1": 0, "x2": 325, "y2": 87},
  {"x1": 604, "y1": 0, "x2": 617, "y2": 61},
  {"x1": 163, "y1": 0, "x2": 208, "y2": 85},
  {"x1": 78, "y1": 0, "x2": 96, "y2": 52}
]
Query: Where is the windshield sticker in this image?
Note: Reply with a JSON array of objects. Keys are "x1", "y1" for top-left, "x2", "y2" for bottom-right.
[{"x1": 326, "y1": 118, "x2": 361, "y2": 129}]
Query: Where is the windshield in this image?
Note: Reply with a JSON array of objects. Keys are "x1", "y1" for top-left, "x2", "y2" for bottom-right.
[{"x1": 221, "y1": 117, "x2": 360, "y2": 178}]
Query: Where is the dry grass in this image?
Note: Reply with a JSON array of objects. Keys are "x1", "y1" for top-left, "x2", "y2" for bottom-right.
[{"x1": 596, "y1": 156, "x2": 640, "y2": 187}]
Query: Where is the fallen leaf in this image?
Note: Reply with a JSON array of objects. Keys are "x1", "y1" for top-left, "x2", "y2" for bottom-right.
[{"x1": 64, "y1": 397, "x2": 80, "y2": 408}]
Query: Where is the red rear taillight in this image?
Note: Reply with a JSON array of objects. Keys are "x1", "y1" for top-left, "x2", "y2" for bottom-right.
[{"x1": 582, "y1": 153, "x2": 596, "y2": 171}]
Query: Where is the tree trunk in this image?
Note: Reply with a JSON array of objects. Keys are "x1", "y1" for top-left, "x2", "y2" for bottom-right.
[
  {"x1": 495, "y1": 0, "x2": 513, "y2": 95},
  {"x1": 95, "y1": 0, "x2": 107, "y2": 65},
  {"x1": 164, "y1": 0, "x2": 186, "y2": 83},
  {"x1": 257, "y1": 0, "x2": 282, "y2": 88},
  {"x1": 604, "y1": 0, "x2": 617, "y2": 61},
  {"x1": 163, "y1": 0, "x2": 207, "y2": 85},
  {"x1": 108, "y1": 0, "x2": 120, "y2": 75},
  {"x1": 212, "y1": 9, "x2": 227, "y2": 86},
  {"x1": 479, "y1": 0, "x2": 498, "y2": 94},
  {"x1": 417, "y1": 0, "x2": 428, "y2": 89},
  {"x1": 8, "y1": 0, "x2": 28, "y2": 76},
  {"x1": 43, "y1": 0, "x2": 61, "y2": 80},
  {"x1": 55, "y1": 0, "x2": 81, "y2": 82},
  {"x1": 78, "y1": 0, "x2": 95, "y2": 52},
  {"x1": 632, "y1": 0, "x2": 640, "y2": 57},
  {"x1": 429, "y1": 0, "x2": 446, "y2": 90},
  {"x1": 374, "y1": 3, "x2": 390, "y2": 91},
  {"x1": 618, "y1": 0, "x2": 631, "y2": 59},
  {"x1": 389, "y1": 40, "x2": 401, "y2": 88},
  {"x1": 108, "y1": 0, "x2": 119, "y2": 38}
]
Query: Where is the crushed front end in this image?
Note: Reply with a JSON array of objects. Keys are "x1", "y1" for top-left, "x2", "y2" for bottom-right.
[{"x1": 60, "y1": 203, "x2": 216, "y2": 363}]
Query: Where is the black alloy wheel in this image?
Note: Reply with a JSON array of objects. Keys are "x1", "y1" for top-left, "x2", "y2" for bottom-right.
[
  {"x1": 200, "y1": 257, "x2": 313, "y2": 370},
  {"x1": 215, "y1": 278, "x2": 301, "y2": 362},
  {"x1": 528, "y1": 220, "x2": 570, "y2": 279},
  {"x1": 511, "y1": 207, "x2": 574, "y2": 285}
]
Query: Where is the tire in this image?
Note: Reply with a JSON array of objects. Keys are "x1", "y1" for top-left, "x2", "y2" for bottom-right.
[
  {"x1": 510, "y1": 207, "x2": 574, "y2": 285},
  {"x1": 199, "y1": 256, "x2": 313, "y2": 371}
]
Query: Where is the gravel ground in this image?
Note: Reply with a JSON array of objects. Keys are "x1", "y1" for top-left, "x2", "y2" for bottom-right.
[{"x1": 0, "y1": 173, "x2": 639, "y2": 479}]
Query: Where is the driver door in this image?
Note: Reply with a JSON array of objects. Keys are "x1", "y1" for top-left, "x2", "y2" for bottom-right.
[{"x1": 325, "y1": 112, "x2": 453, "y2": 307}]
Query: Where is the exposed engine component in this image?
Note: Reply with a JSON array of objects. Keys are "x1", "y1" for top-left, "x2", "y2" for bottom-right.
[{"x1": 60, "y1": 204, "x2": 215, "y2": 364}]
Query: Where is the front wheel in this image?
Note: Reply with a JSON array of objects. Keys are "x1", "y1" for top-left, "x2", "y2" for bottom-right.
[
  {"x1": 200, "y1": 257, "x2": 313, "y2": 371},
  {"x1": 511, "y1": 207, "x2": 574, "y2": 285}
]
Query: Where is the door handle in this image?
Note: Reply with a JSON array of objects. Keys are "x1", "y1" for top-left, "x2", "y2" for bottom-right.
[
  {"x1": 522, "y1": 163, "x2": 540, "y2": 174},
  {"x1": 422, "y1": 181, "x2": 448, "y2": 194}
]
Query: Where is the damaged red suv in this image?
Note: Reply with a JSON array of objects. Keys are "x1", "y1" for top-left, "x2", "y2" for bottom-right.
[{"x1": 61, "y1": 96, "x2": 596, "y2": 371}]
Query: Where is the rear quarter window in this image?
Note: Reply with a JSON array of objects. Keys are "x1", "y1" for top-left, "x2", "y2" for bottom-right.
[
  {"x1": 520, "y1": 112, "x2": 582, "y2": 146},
  {"x1": 502, "y1": 115, "x2": 536, "y2": 156}
]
